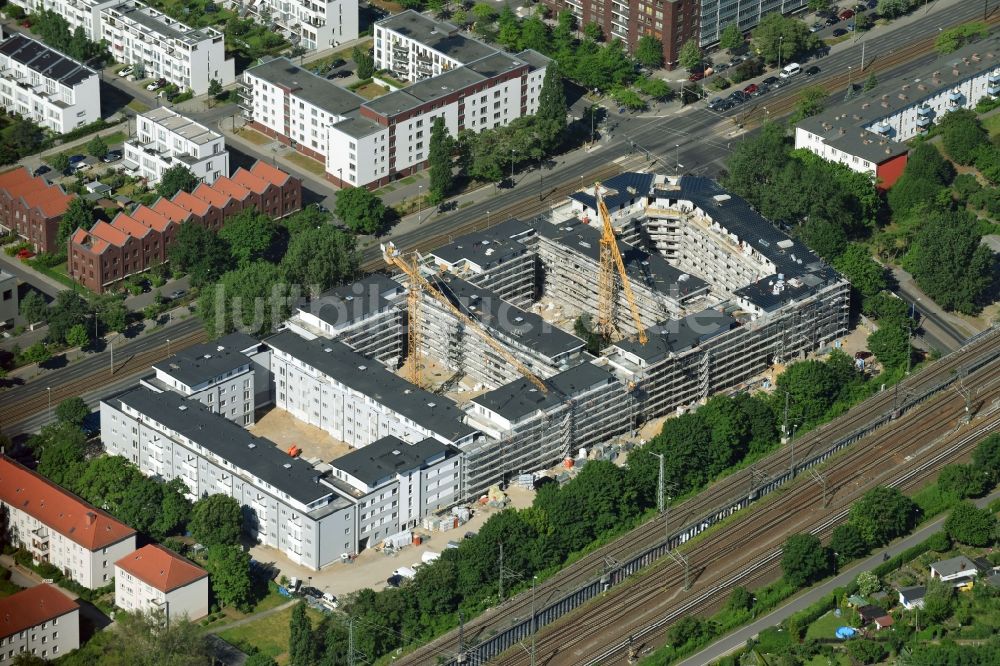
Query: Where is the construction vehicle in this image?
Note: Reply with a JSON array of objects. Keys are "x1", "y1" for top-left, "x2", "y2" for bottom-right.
[
  {"x1": 382, "y1": 242, "x2": 548, "y2": 393},
  {"x1": 595, "y1": 182, "x2": 648, "y2": 344}
]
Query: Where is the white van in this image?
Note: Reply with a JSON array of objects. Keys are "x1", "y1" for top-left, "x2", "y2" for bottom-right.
[{"x1": 780, "y1": 63, "x2": 801, "y2": 78}]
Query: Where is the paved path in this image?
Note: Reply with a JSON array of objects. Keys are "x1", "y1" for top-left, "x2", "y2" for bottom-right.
[
  {"x1": 207, "y1": 599, "x2": 298, "y2": 634},
  {"x1": 675, "y1": 488, "x2": 1000, "y2": 666}
]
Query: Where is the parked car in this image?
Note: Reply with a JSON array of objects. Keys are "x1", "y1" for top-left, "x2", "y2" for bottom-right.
[
  {"x1": 839, "y1": 9, "x2": 854, "y2": 19},
  {"x1": 742, "y1": 83, "x2": 758, "y2": 95},
  {"x1": 825, "y1": 15, "x2": 840, "y2": 25},
  {"x1": 68, "y1": 154, "x2": 86, "y2": 164},
  {"x1": 805, "y1": 65, "x2": 821, "y2": 76},
  {"x1": 708, "y1": 97, "x2": 725, "y2": 110},
  {"x1": 729, "y1": 90, "x2": 750, "y2": 104},
  {"x1": 847, "y1": 21, "x2": 855, "y2": 31},
  {"x1": 330, "y1": 58, "x2": 346, "y2": 68},
  {"x1": 102, "y1": 150, "x2": 122, "y2": 163},
  {"x1": 321, "y1": 592, "x2": 338, "y2": 608},
  {"x1": 762, "y1": 76, "x2": 780, "y2": 87},
  {"x1": 169, "y1": 289, "x2": 187, "y2": 301},
  {"x1": 867, "y1": 0, "x2": 877, "y2": 7},
  {"x1": 810, "y1": 22, "x2": 825, "y2": 32},
  {"x1": 716, "y1": 98, "x2": 736, "y2": 111},
  {"x1": 832, "y1": 28, "x2": 849, "y2": 37},
  {"x1": 853, "y1": 3, "x2": 867, "y2": 12},
  {"x1": 146, "y1": 81, "x2": 161, "y2": 91},
  {"x1": 119, "y1": 65, "x2": 134, "y2": 78},
  {"x1": 386, "y1": 575, "x2": 403, "y2": 588},
  {"x1": 300, "y1": 586, "x2": 323, "y2": 599},
  {"x1": 32, "y1": 165, "x2": 50, "y2": 177}
]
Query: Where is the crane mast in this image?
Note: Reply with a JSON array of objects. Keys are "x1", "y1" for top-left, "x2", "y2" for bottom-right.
[{"x1": 595, "y1": 183, "x2": 648, "y2": 345}]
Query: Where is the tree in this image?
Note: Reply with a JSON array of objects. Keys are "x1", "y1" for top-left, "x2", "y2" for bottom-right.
[
  {"x1": 938, "y1": 109, "x2": 988, "y2": 165},
  {"x1": 197, "y1": 261, "x2": 290, "y2": 338},
  {"x1": 635, "y1": 35, "x2": 664, "y2": 68},
  {"x1": 834, "y1": 245, "x2": 888, "y2": 301},
  {"x1": 752, "y1": 12, "x2": 820, "y2": 65},
  {"x1": 583, "y1": 21, "x2": 603, "y2": 42},
  {"x1": 207, "y1": 544, "x2": 253, "y2": 611},
  {"x1": 189, "y1": 493, "x2": 244, "y2": 547},
  {"x1": 47, "y1": 290, "x2": 90, "y2": 344},
  {"x1": 19, "y1": 342, "x2": 51, "y2": 365},
  {"x1": 280, "y1": 224, "x2": 359, "y2": 295},
  {"x1": 863, "y1": 73, "x2": 878, "y2": 91},
  {"x1": 945, "y1": 501, "x2": 996, "y2": 546},
  {"x1": 535, "y1": 61, "x2": 568, "y2": 151},
  {"x1": 973, "y1": 434, "x2": 1000, "y2": 485},
  {"x1": 637, "y1": 77, "x2": 673, "y2": 101},
  {"x1": 726, "y1": 586, "x2": 754, "y2": 611},
  {"x1": 937, "y1": 464, "x2": 989, "y2": 500},
  {"x1": 33, "y1": 423, "x2": 86, "y2": 487},
  {"x1": 846, "y1": 640, "x2": 888, "y2": 665},
  {"x1": 920, "y1": 578, "x2": 954, "y2": 624},
  {"x1": 793, "y1": 85, "x2": 828, "y2": 120},
  {"x1": 208, "y1": 79, "x2": 223, "y2": 97},
  {"x1": 89, "y1": 610, "x2": 211, "y2": 665},
  {"x1": 169, "y1": 223, "x2": 232, "y2": 288},
  {"x1": 335, "y1": 187, "x2": 387, "y2": 235},
  {"x1": 58, "y1": 197, "x2": 95, "y2": 247},
  {"x1": 245, "y1": 653, "x2": 278, "y2": 666},
  {"x1": 157, "y1": 165, "x2": 199, "y2": 199},
  {"x1": 667, "y1": 616, "x2": 713, "y2": 648},
  {"x1": 427, "y1": 117, "x2": 454, "y2": 204},
  {"x1": 798, "y1": 217, "x2": 848, "y2": 261},
  {"x1": 781, "y1": 533, "x2": 832, "y2": 587},
  {"x1": 867, "y1": 321, "x2": 911, "y2": 370},
  {"x1": 52, "y1": 152, "x2": 71, "y2": 174},
  {"x1": 831, "y1": 522, "x2": 869, "y2": 561},
  {"x1": 65, "y1": 323, "x2": 90, "y2": 349},
  {"x1": 719, "y1": 24, "x2": 743, "y2": 52},
  {"x1": 518, "y1": 16, "x2": 549, "y2": 52},
  {"x1": 91, "y1": 292, "x2": 128, "y2": 334},
  {"x1": 855, "y1": 571, "x2": 882, "y2": 597},
  {"x1": 86, "y1": 135, "x2": 108, "y2": 159},
  {"x1": 808, "y1": 0, "x2": 830, "y2": 10},
  {"x1": 150, "y1": 478, "x2": 192, "y2": 541},
  {"x1": 218, "y1": 208, "x2": 278, "y2": 265},
  {"x1": 56, "y1": 396, "x2": 90, "y2": 426},
  {"x1": 471, "y1": 2, "x2": 496, "y2": 23},
  {"x1": 678, "y1": 40, "x2": 701, "y2": 72},
  {"x1": 849, "y1": 486, "x2": 916, "y2": 547},
  {"x1": 289, "y1": 601, "x2": 316, "y2": 666},
  {"x1": 19, "y1": 290, "x2": 48, "y2": 325},
  {"x1": 352, "y1": 46, "x2": 374, "y2": 80}
]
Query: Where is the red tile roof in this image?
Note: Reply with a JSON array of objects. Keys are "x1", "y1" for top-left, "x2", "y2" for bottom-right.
[
  {"x1": 90, "y1": 220, "x2": 130, "y2": 247},
  {"x1": 192, "y1": 183, "x2": 229, "y2": 209},
  {"x1": 0, "y1": 166, "x2": 73, "y2": 218},
  {"x1": 131, "y1": 206, "x2": 171, "y2": 233},
  {"x1": 231, "y1": 168, "x2": 270, "y2": 195},
  {"x1": 71, "y1": 228, "x2": 109, "y2": 255},
  {"x1": 0, "y1": 458, "x2": 136, "y2": 551},
  {"x1": 111, "y1": 213, "x2": 152, "y2": 239},
  {"x1": 211, "y1": 177, "x2": 251, "y2": 202},
  {"x1": 0, "y1": 584, "x2": 79, "y2": 640},
  {"x1": 115, "y1": 545, "x2": 208, "y2": 593},
  {"x1": 251, "y1": 161, "x2": 291, "y2": 187},
  {"x1": 172, "y1": 191, "x2": 211, "y2": 216},
  {"x1": 152, "y1": 198, "x2": 192, "y2": 224}
]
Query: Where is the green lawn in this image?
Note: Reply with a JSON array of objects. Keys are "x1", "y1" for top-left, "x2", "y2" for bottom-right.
[
  {"x1": 354, "y1": 82, "x2": 390, "y2": 100},
  {"x1": 804, "y1": 653, "x2": 851, "y2": 666},
  {"x1": 216, "y1": 604, "x2": 323, "y2": 664},
  {"x1": 983, "y1": 113, "x2": 1000, "y2": 138},
  {"x1": 237, "y1": 127, "x2": 276, "y2": 146},
  {"x1": 127, "y1": 99, "x2": 151, "y2": 114},
  {"x1": 805, "y1": 609, "x2": 852, "y2": 641},
  {"x1": 284, "y1": 152, "x2": 326, "y2": 177}
]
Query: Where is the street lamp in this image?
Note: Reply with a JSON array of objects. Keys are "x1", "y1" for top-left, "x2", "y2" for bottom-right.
[
  {"x1": 778, "y1": 35, "x2": 784, "y2": 73},
  {"x1": 166, "y1": 338, "x2": 171, "y2": 356},
  {"x1": 674, "y1": 144, "x2": 680, "y2": 173},
  {"x1": 510, "y1": 149, "x2": 516, "y2": 182},
  {"x1": 47, "y1": 387, "x2": 52, "y2": 419},
  {"x1": 418, "y1": 185, "x2": 423, "y2": 222}
]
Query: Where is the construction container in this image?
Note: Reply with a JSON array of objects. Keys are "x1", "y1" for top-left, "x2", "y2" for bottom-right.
[
  {"x1": 564, "y1": 457, "x2": 574, "y2": 469},
  {"x1": 412, "y1": 534, "x2": 423, "y2": 546}
]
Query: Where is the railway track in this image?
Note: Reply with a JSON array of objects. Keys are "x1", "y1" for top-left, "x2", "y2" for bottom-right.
[
  {"x1": 393, "y1": 329, "x2": 1000, "y2": 665},
  {"x1": 493, "y1": 351, "x2": 1000, "y2": 665}
]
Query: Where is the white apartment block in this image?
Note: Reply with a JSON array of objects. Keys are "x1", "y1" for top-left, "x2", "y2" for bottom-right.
[
  {"x1": 0, "y1": 33, "x2": 100, "y2": 133},
  {"x1": 0, "y1": 458, "x2": 137, "y2": 590},
  {"x1": 8, "y1": 0, "x2": 118, "y2": 41},
  {"x1": 241, "y1": 11, "x2": 548, "y2": 189},
  {"x1": 228, "y1": 0, "x2": 358, "y2": 51},
  {"x1": 374, "y1": 11, "x2": 493, "y2": 82},
  {"x1": 115, "y1": 545, "x2": 209, "y2": 623},
  {"x1": 101, "y1": 0, "x2": 235, "y2": 95},
  {"x1": 795, "y1": 35, "x2": 1000, "y2": 187},
  {"x1": 123, "y1": 107, "x2": 229, "y2": 186},
  {"x1": 266, "y1": 329, "x2": 478, "y2": 450},
  {"x1": 0, "y1": 585, "x2": 79, "y2": 664}
]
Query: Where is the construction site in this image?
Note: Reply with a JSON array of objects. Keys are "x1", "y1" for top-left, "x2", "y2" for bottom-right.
[{"x1": 278, "y1": 171, "x2": 851, "y2": 503}]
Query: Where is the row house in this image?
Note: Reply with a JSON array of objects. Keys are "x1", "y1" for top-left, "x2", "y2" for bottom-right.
[
  {"x1": 68, "y1": 160, "x2": 301, "y2": 292},
  {"x1": 0, "y1": 167, "x2": 73, "y2": 253}
]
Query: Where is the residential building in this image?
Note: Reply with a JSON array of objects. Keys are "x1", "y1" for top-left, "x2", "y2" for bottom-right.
[
  {"x1": 325, "y1": 435, "x2": 462, "y2": 547},
  {"x1": 897, "y1": 586, "x2": 926, "y2": 609},
  {"x1": 123, "y1": 107, "x2": 229, "y2": 185},
  {"x1": 241, "y1": 13, "x2": 548, "y2": 188},
  {"x1": 0, "y1": 270, "x2": 16, "y2": 327},
  {"x1": 539, "y1": 0, "x2": 807, "y2": 69},
  {"x1": 0, "y1": 167, "x2": 73, "y2": 253},
  {"x1": 114, "y1": 545, "x2": 209, "y2": 622},
  {"x1": 100, "y1": 0, "x2": 235, "y2": 95},
  {"x1": 7, "y1": 0, "x2": 118, "y2": 41},
  {"x1": 930, "y1": 555, "x2": 980, "y2": 586},
  {"x1": 0, "y1": 33, "x2": 100, "y2": 133},
  {"x1": 373, "y1": 10, "x2": 496, "y2": 82},
  {"x1": 266, "y1": 329, "x2": 478, "y2": 449},
  {"x1": 795, "y1": 35, "x2": 1000, "y2": 188},
  {"x1": 0, "y1": 584, "x2": 79, "y2": 664},
  {"x1": 68, "y1": 160, "x2": 301, "y2": 292},
  {"x1": 227, "y1": 0, "x2": 358, "y2": 51},
  {"x1": 0, "y1": 457, "x2": 137, "y2": 589},
  {"x1": 141, "y1": 332, "x2": 271, "y2": 424},
  {"x1": 100, "y1": 386, "x2": 358, "y2": 569}
]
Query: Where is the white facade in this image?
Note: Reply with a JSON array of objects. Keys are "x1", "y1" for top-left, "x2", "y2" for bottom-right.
[
  {"x1": 0, "y1": 270, "x2": 16, "y2": 327},
  {"x1": 374, "y1": 15, "x2": 466, "y2": 82},
  {"x1": 101, "y1": 0, "x2": 235, "y2": 95},
  {"x1": 0, "y1": 34, "x2": 100, "y2": 133},
  {"x1": 123, "y1": 107, "x2": 228, "y2": 185},
  {"x1": 115, "y1": 568, "x2": 208, "y2": 622},
  {"x1": 793, "y1": 126, "x2": 883, "y2": 179},
  {"x1": 231, "y1": 0, "x2": 358, "y2": 51},
  {"x1": 0, "y1": 586, "x2": 79, "y2": 665},
  {"x1": 8, "y1": 0, "x2": 118, "y2": 40}
]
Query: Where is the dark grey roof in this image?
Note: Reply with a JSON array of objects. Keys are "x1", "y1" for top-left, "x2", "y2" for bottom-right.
[
  {"x1": 464, "y1": 51, "x2": 526, "y2": 78},
  {"x1": 265, "y1": 330, "x2": 476, "y2": 442},
  {"x1": 301, "y1": 274, "x2": 403, "y2": 328},
  {"x1": 612, "y1": 309, "x2": 737, "y2": 363},
  {"x1": 0, "y1": 34, "x2": 96, "y2": 87},
  {"x1": 330, "y1": 435, "x2": 455, "y2": 485},
  {"x1": 536, "y1": 216, "x2": 709, "y2": 300},
  {"x1": 472, "y1": 361, "x2": 618, "y2": 421},
  {"x1": 404, "y1": 66, "x2": 486, "y2": 104},
  {"x1": 363, "y1": 89, "x2": 425, "y2": 117},
  {"x1": 430, "y1": 218, "x2": 534, "y2": 269},
  {"x1": 570, "y1": 172, "x2": 656, "y2": 212},
  {"x1": 152, "y1": 332, "x2": 256, "y2": 387},
  {"x1": 112, "y1": 387, "x2": 335, "y2": 505},
  {"x1": 378, "y1": 10, "x2": 496, "y2": 64},
  {"x1": 547, "y1": 361, "x2": 618, "y2": 397},
  {"x1": 515, "y1": 49, "x2": 551, "y2": 71},
  {"x1": 897, "y1": 585, "x2": 926, "y2": 599},
  {"x1": 245, "y1": 58, "x2": 364, "y2": 116},
  {"x1": 733, "y1": 268, "x2": 839, "y2": 312},
  {"x1": 332, "y1": 112, "x2": 386, "y2": 139},
  {"x1": 426, "y1": 273, "x2": 584, "y2": 360}
]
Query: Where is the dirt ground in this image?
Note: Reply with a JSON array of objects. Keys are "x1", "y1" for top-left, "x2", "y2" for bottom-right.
[{"x1": 248, "y1": 409, "x2": 353, "y2": 463}]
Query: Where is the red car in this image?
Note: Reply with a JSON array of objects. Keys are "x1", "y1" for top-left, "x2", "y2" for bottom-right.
[
  {"x1": 16, "y1": 249, "x2": 35, "y2": 260},
  {"x1": 688, "y1": 71, "x2": 705, "y2": 82},
  {"x1": 839, "y1": 9, "x2": 855, "y2": 19},
  {"x1": 743, "y1": 83, "x2": 758, "y2": 95}
]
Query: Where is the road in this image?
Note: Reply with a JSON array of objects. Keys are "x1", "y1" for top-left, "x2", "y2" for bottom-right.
[{"x1": 677, "y1": 486, "x2": 1000, "y2": 666}]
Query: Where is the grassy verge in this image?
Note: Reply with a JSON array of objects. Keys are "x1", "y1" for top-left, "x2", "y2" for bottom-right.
[
  {"x1": 284, "y1": 152, "x2": 326, "y2": 177},
  {"x1": 27, "y1": 260, "x2": 80, "y2": 290},
  {"x1": 127, "y1": 99, "x2": 151, "y2": 114},
  {"x1": 236, "y1": 127, "x2": 276, "y2": 146},
  {"x1": 983, "y1": 113, "x2": 1000, "y2": 139}
]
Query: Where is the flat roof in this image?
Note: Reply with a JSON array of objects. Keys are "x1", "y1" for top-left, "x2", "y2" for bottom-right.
[
  {"x1": 329, "y1": 435, "x2": 455, "y2": 485},
  {"x1": 266, "y1": 330, "x2": 476, "y2": 442},
  {"x1": 402, "y1": 66, "x2": 487, "y2": 105},
  {"x1": 377, "y1": 10, "x2": 496, "y2": 64},
  {"x1": 0, "y1": 33, "x2": 96, "y2": 87},
  {"x1": 332, "y1": 112, "x2": 386, "y2": 139},
  {"x1": 105, "y1": 0, "x2": 219, "y2": 43},
  {"x1": 152, "y1": 332, "x2": 255, "y2": 387},
  {"x1": 245, "y1": 57, "x2": 365, "y2": 117},
  {"x1": 111, "y1": 387, "x2": 336, "y2": 506},
  {"x1": 472, "y1": 361, "x2": 618, "y2": 421},
  {"x1": 141, "y1": 107, "x2": 220, "y2": 145},
  {"x1": 464, "y1": 51, "x2": 526, "y2": 78},
  {"x1": 303, "y1": 274, "x2": 402, "y2": 328},
  {"x1": 612, "y1": 309, "x2": 737, "y2": 363},
  {"x1": 430, "y1": 217, "x2": 534, "y2": 270}
]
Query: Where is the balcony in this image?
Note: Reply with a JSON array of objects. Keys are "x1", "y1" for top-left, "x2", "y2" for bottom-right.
[
  {"x1": 916, "y1": 105, "x2": 932, "y2": 116},
  {"x1": 916, "y1": 115, "x2": 932, "y2": 127},
  {"x1": 989, "y1": 83, "x2": 1000, "y2": 96}
]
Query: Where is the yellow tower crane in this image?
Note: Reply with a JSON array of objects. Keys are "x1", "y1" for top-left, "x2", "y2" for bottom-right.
[
  {"x1": 595, "y1": 182, "x2": 648, "y2": 345},
  {"x1": 382, "y1": 242, "x2": 549, "y2": 394}
]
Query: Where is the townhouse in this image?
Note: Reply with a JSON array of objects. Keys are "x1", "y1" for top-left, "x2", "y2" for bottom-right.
[
  {"x1": 0, "y1": 33, "x2": 100, "y2": 133},
  {"x1": 241, "y1": 11, "x2": 548, "y2": 188},
  {"x1": 0, "y1": 167, "x2": 74, "y2": 253},
  {"x1": 101, "y1": 0, "x2": 235, "y2": 95},
  {"x1": 0, "y1": 584, "x2": 79, "y2": 664},
  {"x1": 7, "y1": 0, "x2": 118, "y2": 41},
  {"x1": 228, "y1": 0, "x2": 358, "y2": 52},
  {"x1": 114, "y1": 545, "x2": 209, "y2": 622},
  {"x1": 68, "y1": 160, "x2": 301, "y2": 292},
  {"x1": 123, "y1": 107, "x2": 229, "y2": 185},
  {"x1": 0, "y1": 457, "x2": 137, "y2": 589}
]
